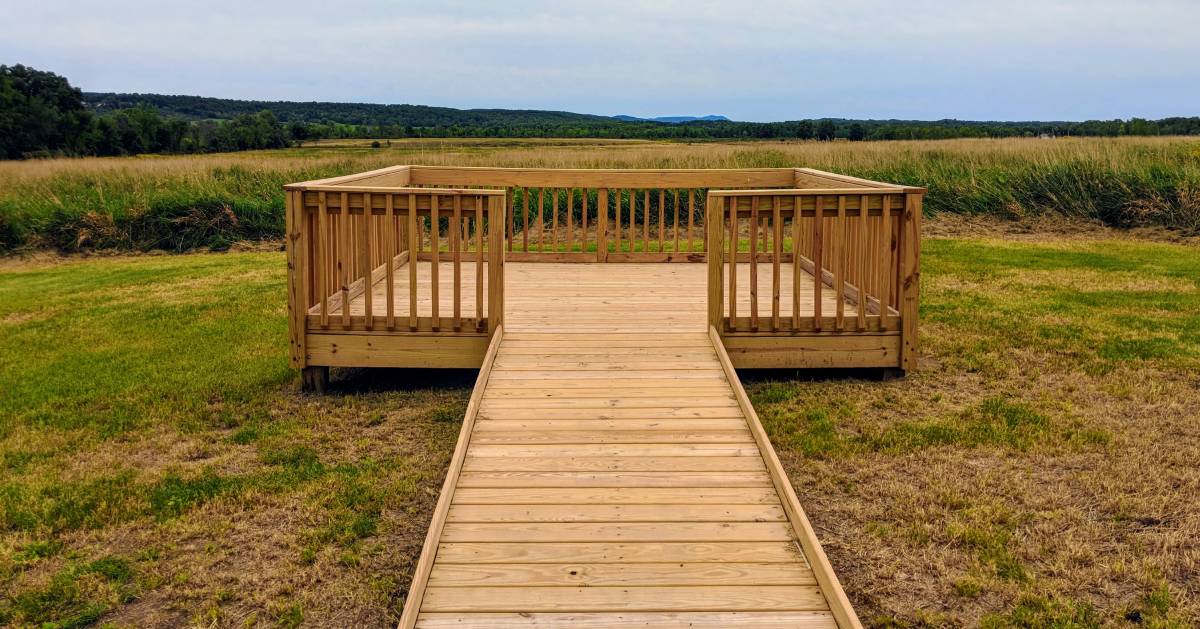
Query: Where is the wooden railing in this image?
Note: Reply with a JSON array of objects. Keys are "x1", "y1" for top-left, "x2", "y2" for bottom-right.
[
  {"x1": 706, "y1": 188, "x2": 922, "y2": 370},
  {"x1": 285, "y1": 166, "x2": 922, "y2": 375},
  {"x1": 285, "y1": 184, "x2": 505, "y2": 365},
  {"x1": 407, "y1": 166, "x2": 802, "y2": 262}
]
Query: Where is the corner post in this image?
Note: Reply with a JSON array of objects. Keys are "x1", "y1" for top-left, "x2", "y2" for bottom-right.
[
  {"x1": 706, "y1": 193, "x2": 725, "y2": 333},
  {"x1": 487, "y1": 193, "x2": 506, "y2": 335},
  {"x1": 899, "y1": 191, "x2": 923, "y2": 371},
  {"x1": 285, "y1": 188, "x2": 308, "y2": 369}
]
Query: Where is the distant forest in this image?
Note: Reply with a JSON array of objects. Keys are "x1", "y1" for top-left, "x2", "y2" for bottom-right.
[{"x1": 4, "y1": 64, "x2": 1200, "y2": 159}]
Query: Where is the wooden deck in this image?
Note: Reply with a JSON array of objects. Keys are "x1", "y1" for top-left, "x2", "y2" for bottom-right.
[
  {"x1": 283, "y1": 168, "x2": 925, "y2": 627},
  {"x1": 399, "y1": 265, "x2": 860, "y2": 628}
]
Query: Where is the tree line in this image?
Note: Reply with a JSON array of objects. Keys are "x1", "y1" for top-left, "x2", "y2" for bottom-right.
[
  {"x1": 4, "y1": 64, "x2": 1199, "y2": 160},
  {"x1": 1, "y1": 65, "x2": 288, "y2": 159}
]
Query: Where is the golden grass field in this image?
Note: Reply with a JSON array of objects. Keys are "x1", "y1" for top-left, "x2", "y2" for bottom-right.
[{"x1": 0, "y1": 136, "x2": 1198, "y2": 252}]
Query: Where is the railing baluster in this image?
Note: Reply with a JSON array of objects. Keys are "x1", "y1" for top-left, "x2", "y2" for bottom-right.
[
  {"x1": 537, "y1": 188, "x2": 546, "y2": 252},
  {"x1": 687, "y1": 189, "x2": 696, "y2": 252},
  {"x1": 749, "y1": 196, "x2": 759, "y2": 332},
  {"x1": 792, "y1": 196, "x2": 801, "y2": 330},
  {"x1": 879, "y1": 194, "x2": 892, "y2": 331},
  {"x1": 836, "y1": 195, "x2": 847, "y2": 331},
  {"x1": 642, "y1": 189, "x2": 650, "y2": 253},
  {"x1": 453, "y1": 194, "x2": 462, "y2": 331},
  {"x1": 551, "y1": 188, "x2": 559, "y2": 252},
  {"x1": 673, "y1": 189, "x2": 681, "y2": 254},
  {"x1": 867, "y1": 198, "x2": 877, "y2": 318},
  {"x1": 812, "y1": 195, "x2": 823, "y2": 332},
  {"x1": 522, "y1": 187, "x2": 529, "y2": 253},
  {"x1": 598, "y1": 188, "x2": 609, "y2": 261},
  {"x1": 760, "y1": 209, "x2": 769, "y2": 268},
  {"x1": 430, "y1": 193, "x2": 440, "y2": 331},
  {"x1": 658, "y1": 189, "x2": 665, "y2": 253},
  {"x1": 614, "y1": 189, "x2": 622, "y2": 253},
  {"x1": 506, "y1": 188, "x2": 514, "y2": 252},
  {"x1": 772, "y1": 196, "x2": 782, "y2": 332},
  {"x1": 339, "y1": 192, "x2": 351, "y2": 329},
  {"x1": 475, "y1": 195, "x2": 484, "y2": 330},
  {"x1": 408, "y1": 193, "x2": 418, "y2": 331},
  {"x1": 317, "y1": 192, "x2": 330, "y2": 328},
  {"x1": 566, "y1": 188, "x2": 574, "y2": 253},
  {"x1": 385, "y1": 194, "x2": 395, "y2": 330},
  {"x1": 581, "y1": 188, "x2": 589, "y2": 254},
  {"x1": 633, "y1": 189, "x2": 643, "y2": 253},
  {"x1": 857, "y1": 194, "x2": 868, "y2": 331},
  {"x1": 361, "y1": 193, "x2": 373, "y2": 329},
  {"x1": 728, "y1": 195, "x2": 737, "y2": 331}
]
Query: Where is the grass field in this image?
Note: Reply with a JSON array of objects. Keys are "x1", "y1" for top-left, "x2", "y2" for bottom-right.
[
  {"x1": 0, "y1": 230, "x2": 1197, "y2": 626},
  {"x1": 1, "y1": 136, "x2": 1199, "y2": 252}
]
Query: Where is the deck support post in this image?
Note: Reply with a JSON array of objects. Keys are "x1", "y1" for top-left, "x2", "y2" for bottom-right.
[
  {"x1": 487, "y1": 194, "x2": 506, "y2": 335},
  {"x1": 898, "y1": 191, "x2": 923, "y2": 372},
  {"x1": 285, "y1": 188, "x2": 308, "y2": 369},
  {"x1": 705, "y1": 193, "x2": 725, "y2": 333},
  {"x1": 301, "y1": 366, "x2": 329, "y2": 393}
]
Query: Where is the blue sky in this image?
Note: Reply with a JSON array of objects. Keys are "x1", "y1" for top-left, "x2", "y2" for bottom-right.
[{"x1": 3, "y1": 0, "x2": 1197, "y2": 122}]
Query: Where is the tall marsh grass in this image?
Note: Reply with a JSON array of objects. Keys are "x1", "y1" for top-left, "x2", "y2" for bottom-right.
[{"x1": 1, "y1": 136, "x2": 1198, "y2": 251}]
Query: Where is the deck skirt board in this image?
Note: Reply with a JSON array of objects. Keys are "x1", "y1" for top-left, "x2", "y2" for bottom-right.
[{"x1": 399, "y1": 301, "x2": 860, "y2": 628}]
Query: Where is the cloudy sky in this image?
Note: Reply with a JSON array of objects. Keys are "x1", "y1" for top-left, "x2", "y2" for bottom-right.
[{"x1": 4, "y1": 0, "x2": 1197, "y2": 122}]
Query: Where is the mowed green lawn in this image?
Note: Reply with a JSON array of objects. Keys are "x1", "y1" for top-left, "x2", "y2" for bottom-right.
[{"x1": 1, "y1": 236, "x2": 1197, "y2": 627}]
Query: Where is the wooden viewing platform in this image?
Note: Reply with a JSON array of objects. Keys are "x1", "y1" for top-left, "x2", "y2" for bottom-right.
[{"x1": 284, "y1": 167, "x2": 923, "y2": 628}]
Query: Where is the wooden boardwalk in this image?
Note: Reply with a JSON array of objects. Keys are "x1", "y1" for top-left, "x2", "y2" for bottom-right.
[{"x1": 399, "y1": 265, "x2": 860, "y2": 628}]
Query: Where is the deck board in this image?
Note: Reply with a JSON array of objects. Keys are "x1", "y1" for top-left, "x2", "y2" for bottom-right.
[{"x1": 398, "y1": 264, "x2": 859, "y2": 628}]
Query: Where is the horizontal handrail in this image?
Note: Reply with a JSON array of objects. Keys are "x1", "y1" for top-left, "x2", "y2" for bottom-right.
[
  {"x1": 708, "y1": 187, "x2": 911, "y2": 197},
  {"x1": 291, "y1": 184, "x2": 507, "y2": 195}
]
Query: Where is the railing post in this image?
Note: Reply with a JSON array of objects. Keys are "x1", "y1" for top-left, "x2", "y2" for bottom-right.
[
  {"x1": 706, "y1": 193, "x2": 725, "y2": 334},
  {"x1": 899, "y1": 191, "x2": 923, "y2": 371},
  {"x1": 285, "y1": 188, "x2": 308, "y2": 369},
  {"x1": 487, "y1": 193, "x2": 506, "y2": 335}
]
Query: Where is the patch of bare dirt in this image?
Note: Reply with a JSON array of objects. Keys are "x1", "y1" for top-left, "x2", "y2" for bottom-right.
[{"x1": 924, "y1": 212, "x2": 1200, "y2": 245}]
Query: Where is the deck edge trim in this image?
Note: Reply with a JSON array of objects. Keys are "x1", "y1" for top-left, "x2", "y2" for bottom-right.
[
  {"x1": 398, "y1": 326, "x2": 505, "y2": 629},
  {"x1": 709, "y1": 325, "x2": 863, "y2": 629}
]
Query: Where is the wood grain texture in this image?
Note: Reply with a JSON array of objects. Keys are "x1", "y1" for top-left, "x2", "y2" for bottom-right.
[{"x1": 397, "y1": 314, "x2": 856, "y2": 627}]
